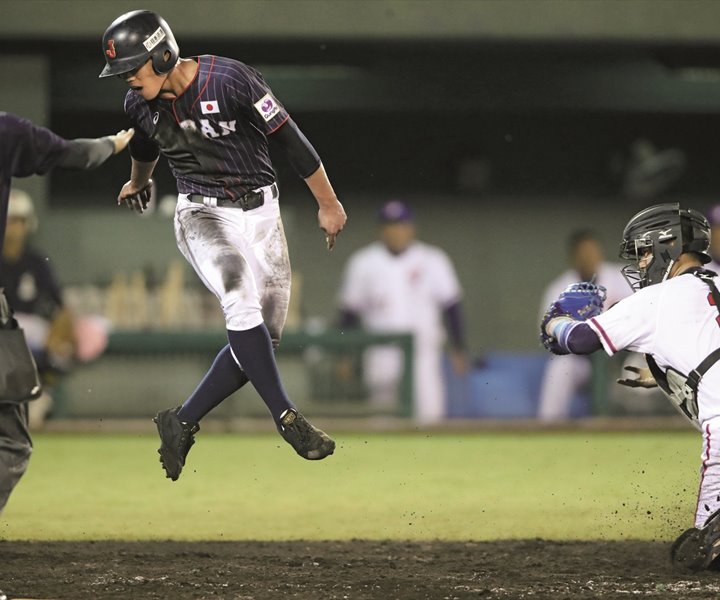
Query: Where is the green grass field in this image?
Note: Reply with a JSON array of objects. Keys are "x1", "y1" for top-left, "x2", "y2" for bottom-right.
[{"x1": 0, "y1": 430, "x2": 702, "y2": 541}]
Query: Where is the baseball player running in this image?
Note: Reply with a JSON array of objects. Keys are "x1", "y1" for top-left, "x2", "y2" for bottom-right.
[
  {"x1": 541, "y1": 203, "x2": 720, "y2": 570},
  {"x1": 98, "y1": 11, "x2": 346, "y2": 481},
  {"x1": 0, "y1": 112, "x2": 133, "y2": 513}
]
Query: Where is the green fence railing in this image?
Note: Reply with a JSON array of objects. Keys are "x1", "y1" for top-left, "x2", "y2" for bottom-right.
[{"x1": 107, "y1": 329, "x2": 415, "y2": 417}]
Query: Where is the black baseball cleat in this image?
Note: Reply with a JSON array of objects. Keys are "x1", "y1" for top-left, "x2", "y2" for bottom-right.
[
  {"x1": 671, "y1": 508, "x2": 720, "y2": 571},
  {"x1": 153, "y1": 407, "x2": 199, "y2": 481},
  {"x1": 278, "y1": 408, "x2": 335, "y2": 460}
]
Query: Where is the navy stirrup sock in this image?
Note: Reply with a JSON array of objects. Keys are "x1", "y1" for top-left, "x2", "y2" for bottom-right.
[
  {"x1": 177, "y1": 344, "x2": 249, "y2": 422},
  {"x1": 226, "y1": 323, "x2": 295, "y2": 421}
]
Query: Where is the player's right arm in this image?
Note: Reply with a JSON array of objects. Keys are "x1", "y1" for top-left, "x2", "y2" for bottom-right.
[
  {"x1": 117, "y1": 93, "x2": 160, "y2": 212},
  {"x1": 117, "y1": 158, "x2": 157, "y2": 213},
  {"x1": 58, "y1": 130, "x2": 133, "y2": 170},
  {"x1": 1, "y1": 112, "x2": 133, "y2": 175}
]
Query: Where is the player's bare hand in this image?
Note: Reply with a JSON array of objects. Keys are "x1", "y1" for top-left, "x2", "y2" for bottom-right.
[
  {"x1": 109, "y1": 128, "x2": 135, "y2": 154},
  {"x1": 617, "y1": 365, "x2": 657, "y2": 388},
  {"x1": 118, "y1": 179, "x2": 153, "y2": 213},
  {"x1": 450, "y1": 349, "x2": 469, "y2": 376},
  {"x1": 318, "y1": 200, "x2": 347, "y2": 251}
]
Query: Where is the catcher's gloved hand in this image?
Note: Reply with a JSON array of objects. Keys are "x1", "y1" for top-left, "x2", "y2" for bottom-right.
[
  {"x1": 617, "y1": 365, "x2": 657, "y2": 388},
  {"x1": 556, "y1": 281, "x2": 607, "y2": 320},
  {"x1": 540, "y1": 281, "x2": 607, "y2": 355},
  {"x1": 118, "y1": 179, "x2": 153, "y2": 214}
]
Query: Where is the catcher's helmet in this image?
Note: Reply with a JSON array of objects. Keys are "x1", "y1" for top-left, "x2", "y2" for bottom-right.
[
  {"x1": 619, "y1": 203, "x2": 711, "y2": 291},
  {"x1": 99, "y1": 10, "x2": 179, "y2": 78}
]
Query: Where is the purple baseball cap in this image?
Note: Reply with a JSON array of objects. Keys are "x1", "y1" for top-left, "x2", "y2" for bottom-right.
[
  {"x1": 377, "y1": 200, "x2": 413, "y2": 223},
  {"x1": 708, "y1": 204, "x2": 720, "y2": 227}
]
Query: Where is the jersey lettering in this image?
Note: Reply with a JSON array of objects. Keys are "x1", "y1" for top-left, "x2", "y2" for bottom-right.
[
  {"x1": 218, "y1": 120, "x2": 237, "y2": 135},
  {"x1": 199, "y1": 119, "x2": 220, "y2": 139},
  {"x1": 180, "y1": 118, "x2": 236, "y2": 140},
  {"x1": 124, "y1": 56, "x2": 285, "y2": 197},
  {"x1": 178, "y1": 119, "x2": 197, "y2": 131}
]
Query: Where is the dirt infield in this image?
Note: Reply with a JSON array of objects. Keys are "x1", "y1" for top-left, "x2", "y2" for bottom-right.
[{"x1": 2, "y1": 539, "x2": 720, "y2": 599}]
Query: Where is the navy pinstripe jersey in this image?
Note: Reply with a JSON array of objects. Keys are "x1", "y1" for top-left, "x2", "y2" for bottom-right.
[{"x1": 124, "y1": 55, "x2": 289, "y2": 199}]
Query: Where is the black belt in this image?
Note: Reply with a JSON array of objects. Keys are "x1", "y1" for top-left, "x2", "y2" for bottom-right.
[{"x1": 187, "y1": 183, "x2": 278, "y2": 210}]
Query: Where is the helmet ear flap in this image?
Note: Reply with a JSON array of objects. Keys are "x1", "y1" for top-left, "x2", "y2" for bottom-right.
[{"x1": 151, "y1": 47, "x2": 178, "y2": 75}]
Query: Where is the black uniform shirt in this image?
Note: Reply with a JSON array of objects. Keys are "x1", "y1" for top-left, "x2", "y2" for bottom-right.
[
  {"x1": 0, "y1": 249, "x2": 63, "y2": 320},
  {"x1": 125, "y1": 55, "x2": 290, "y2": 200},
  {"x1": 0, "y1": 113, "x2": 69, "y2": 248}
]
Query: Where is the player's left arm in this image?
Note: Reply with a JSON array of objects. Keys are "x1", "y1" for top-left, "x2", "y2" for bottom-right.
[
  {"x1": 543, "y1": 319, "x2": 604, "y2": 355},
  {"x1": 433, "y1": 252, "x2": 468, "y2": 374},
  {"x1": 271, "y1": 119, "x2": 346, "y2": 250},
  {"x1": 239, "y1": 64, "x2": 347, "y2": 249},
  {"x1": 443, "y1": 300, "x2": 469, "y2": 374}
]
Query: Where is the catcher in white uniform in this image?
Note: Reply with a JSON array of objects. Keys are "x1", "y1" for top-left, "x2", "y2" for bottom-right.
[
  {"x1": 541, "y1": 203, "x2": 720, "y2": 570},
  {"x1": 339, "y1": 200, "x2": 467, "y2": 423}
]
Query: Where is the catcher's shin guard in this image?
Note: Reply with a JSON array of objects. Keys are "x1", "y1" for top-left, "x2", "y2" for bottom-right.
[{"x1": 671, "y1": 508, "x2": 720, "y2": 571}]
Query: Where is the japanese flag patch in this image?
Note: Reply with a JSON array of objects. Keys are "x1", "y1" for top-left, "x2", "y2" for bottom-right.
[
  {"x1": 201, "y1": 100, "x2": 220, "y2": 115},
  {"x1": 253, "y1": 93, "x2": 280, "y2": 122}
]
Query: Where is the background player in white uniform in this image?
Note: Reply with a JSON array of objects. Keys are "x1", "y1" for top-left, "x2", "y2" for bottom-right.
[
  {"x1": 99, "y1": 11, "x2": 346, "y2": 481},
  {"x1": 540, "y1": 203, "x2": 720, "y2": 570},
  {"x1": 538, "y1": 230, "x2": 631, "y2": 420},
  {"x1": 338, "y1": 200, "x2": 467, "y2": 423}
]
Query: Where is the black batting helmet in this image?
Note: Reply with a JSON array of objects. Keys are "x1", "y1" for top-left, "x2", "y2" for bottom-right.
[
  {"x1": 99, "y1": 10, "x2": 179, "y2": 78},
  {"x1": 619, "y1": 203, "x2": 711, "y2": 291}
]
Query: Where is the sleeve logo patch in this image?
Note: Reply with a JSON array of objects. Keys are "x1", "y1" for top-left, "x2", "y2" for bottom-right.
[
  {"x1": 253, "y1": 93, "x2": 280, "y2": 122},
  {"x1": 143, "y1": 27, "x2": 166, "y2": 52},
  {"x1": 201, "y1": 100, "x2": 220, "y2": 114}
]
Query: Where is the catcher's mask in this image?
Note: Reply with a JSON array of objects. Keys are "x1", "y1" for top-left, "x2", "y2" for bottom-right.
[
  {"x1": 99, "y1": 10, "x2": 179, "y2": 79},
  {"x1": 619, "y1": 203, "x2": 711, "y2": 291}
]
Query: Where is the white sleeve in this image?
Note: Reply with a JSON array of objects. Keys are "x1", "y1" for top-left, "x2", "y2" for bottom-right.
[
  {"x1": 339, "y1": 253, "x2": 367, "y2": 312},
  {"x1": 586, "y1": 288, "x2": 658, "y2": 356}
]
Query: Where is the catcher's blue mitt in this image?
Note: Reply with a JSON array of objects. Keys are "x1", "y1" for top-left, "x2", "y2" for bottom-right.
[{"x1": 540, "y1": 281, "x2": 606, "y2": 354}]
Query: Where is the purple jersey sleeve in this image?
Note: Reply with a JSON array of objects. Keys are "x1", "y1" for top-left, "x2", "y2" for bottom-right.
[
  {"x1": 565, "y1": 322, "x2": 603, "y2": 354},
  {"x1": 0, "y1": 112, "x2": 70, "y2": 177},
  {"x1": 0, "y1": 113, "x2": 70, "y2": 248}
]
